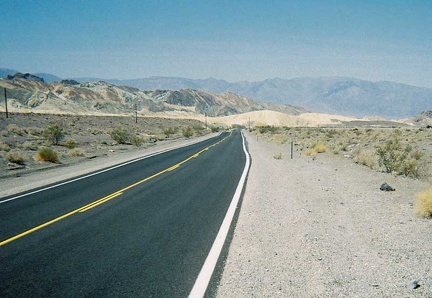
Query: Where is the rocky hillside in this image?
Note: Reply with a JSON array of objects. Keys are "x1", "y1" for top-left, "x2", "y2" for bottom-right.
[
  {"x1": 0, "y1": 73, "x2": 305, "y2": 117},
  {"x1": 106, "y1": 76, "x2": 432, "y2": 119}
]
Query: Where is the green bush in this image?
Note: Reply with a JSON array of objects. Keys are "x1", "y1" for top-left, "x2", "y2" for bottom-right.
[
  {"x1": 109, "y1": 127, "x2": 131, "y2": 144},
  {"x1": 36, "y1": 147, "x2": 59, "y2": 163},
  {"x1": 43, "y1": 124, "x2": 66, "y2": 145},
  {"x1": 376, "y1": 139, "x2": 423, "y2": 177}
]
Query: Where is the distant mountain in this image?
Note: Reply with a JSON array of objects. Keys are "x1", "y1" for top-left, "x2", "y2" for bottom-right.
[
  {"x1": 3, "y1": 68, "x2": 431, "y2": 118},
  {"x1": 104, "y1": 76, "x2": 432, "y2": 119},
  {"x1": 0, "y1": 75, "x2": 304, "y2": 117},
  {"x1": 1, "y1": 68, "x2": 61, "y2": 84},
  {"x1": 0, "y1": 68, "x2": 18, "y2": 78},
  {"x1": 34, "y1": 73, "x2": 62, "y2": 83}
]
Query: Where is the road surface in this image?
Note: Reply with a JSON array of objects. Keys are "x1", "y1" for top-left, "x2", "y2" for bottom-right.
[{"x1": 0, "y1": 130, "x2": 249, "y2": 297}]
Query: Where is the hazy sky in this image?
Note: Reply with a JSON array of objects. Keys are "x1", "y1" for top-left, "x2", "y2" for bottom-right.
[{"x1": 1, "y1": 0, "x2": 431, "y2": 87}]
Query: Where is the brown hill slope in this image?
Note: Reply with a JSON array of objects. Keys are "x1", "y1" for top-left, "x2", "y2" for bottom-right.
[{"x1": 0, "y1": 73, "x2": 305, "y2": 117}]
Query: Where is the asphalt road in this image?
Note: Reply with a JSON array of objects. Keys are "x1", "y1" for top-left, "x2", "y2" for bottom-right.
[{"x1": 0, "y1": 130, "x2": 248, "y2": 297}]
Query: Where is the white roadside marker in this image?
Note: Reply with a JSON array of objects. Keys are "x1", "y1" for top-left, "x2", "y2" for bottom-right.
[{"x1": 189, "y1": 130, "x2": 251, "y2": 298}]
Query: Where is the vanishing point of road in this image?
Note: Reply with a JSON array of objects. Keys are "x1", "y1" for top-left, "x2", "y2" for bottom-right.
[{"x1": 0, "y1": 130, "x2": 250, "y2": 297}]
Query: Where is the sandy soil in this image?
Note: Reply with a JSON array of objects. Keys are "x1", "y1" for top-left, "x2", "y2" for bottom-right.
[
  {"x1": 217, "y1": 131, "x2": 431, "y2": 297},
  {"x1": 0, "y1": 113, "x2": 209, "y2": 181}
]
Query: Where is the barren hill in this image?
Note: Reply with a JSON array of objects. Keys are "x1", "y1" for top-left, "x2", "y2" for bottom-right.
[
  {"x1": 107, "y1": 76, "x2": 432, "y2": 119},
  {"x1": 0, "y1": 74, "x2": 305, "y2": 118}
]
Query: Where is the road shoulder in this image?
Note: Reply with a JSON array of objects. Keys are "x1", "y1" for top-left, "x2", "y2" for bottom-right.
[
  {"x1": 217, "y1": 130, "x2": 431, "y2": 297},
  {"x1": 0, "y1": 133, "x2": 218, "y2": 198}
]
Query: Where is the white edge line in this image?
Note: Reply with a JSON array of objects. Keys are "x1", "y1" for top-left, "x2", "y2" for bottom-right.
[
  {"x1": 0, "y1": 133, "x2": 223, "y2": 205},
  {"x1": 188, "y1": 130, "x2": 251, "y2": 298}
]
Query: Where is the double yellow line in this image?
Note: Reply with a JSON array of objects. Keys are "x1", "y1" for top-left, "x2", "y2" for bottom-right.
[{"x1": 0, "y1": 133, "x2": 231, "y2": 247}]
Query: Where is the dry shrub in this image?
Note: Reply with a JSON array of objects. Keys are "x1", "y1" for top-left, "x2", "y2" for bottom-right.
[
  {"x1": 21, "y1": 141, "x2": 38, "y2": 151},
  {"x1": 43, "y1": 124, "x2": 66, "y2": 145},
  {"x1": 415, "y1": 186, "x2": 432, "y2": 218},
  {"x1": 7, "y1": 150, "x2": 28, "y2": 165},
  {"x1": 36, "y1": 147, "x2": 59, "y2": 163},
  {"x1": 354, "y1": 151, "x2": 377, "y2": 169},
  {"x1": 7, "y1": 124, "x2": 26, "y2": 136},
  {"x1": 273, "y1": 152, "x2": 283, "y2": 159},
  {"x1": 69, "y1": 148, "x2": 85, "y2": 157},
  {"x1": 305, "y1": 149, "x2": 316, "y2": 156},
  {"x1": 131, "y1": 136, "x2": 144, "y2": 147},
  {"x1": 314, "y1": 143, "x2": 327, "y2": 153},
  {"x1": 0, "y1": 142, "x2": 10, "y2": 152},
  {"x1": 182, "y1": 127, "x2": 194, "y2": 138},
  {"x1": 109, "y1": 127, "x2": 131, "y2": 144},
  {"x1": 65, "y1": 138, "x2": 78, "y2": 149}
]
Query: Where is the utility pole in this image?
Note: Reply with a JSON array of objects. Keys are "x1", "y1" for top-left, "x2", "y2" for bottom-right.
[
  {"x1": 135, "y1": 102, "x2": 138, "y2": 123},
  {"x1": 205, "y1": 112, "x2": 207, "y2": 130},
  {"x1": 291, "y1": 136, "x2": 295, "y2": 159},
  {"x1": 3, "y1": 87, "x2": 8, "y2": 119}
]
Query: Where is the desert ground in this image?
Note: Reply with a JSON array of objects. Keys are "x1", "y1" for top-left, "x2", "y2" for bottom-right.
[
  {"x1": 217, "y1": 129, "x2": 431, "y2": 297},
  {"x1": 0, "y1": 112, "x2": 212, "y2": 179},
  {"x1": 1, "y1": 113, "x2": 431, "y2": 297}
]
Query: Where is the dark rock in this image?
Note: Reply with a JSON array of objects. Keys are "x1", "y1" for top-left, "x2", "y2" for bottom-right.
[
  {"x1": 6, "y1": 72, "x2": 45, "y2": 82},
  {"x1": 409, "y1": 279, "x2": 420, "y2": 289},
  {"x1": 380, "y1": 183, "x2": 395, "y2": 191},
  {"x1": 7, "y1": 163, "x2": 25, "y2": 170},
  {"x1": 60, "y1": 79, "x2": 80, "y2": 86}
]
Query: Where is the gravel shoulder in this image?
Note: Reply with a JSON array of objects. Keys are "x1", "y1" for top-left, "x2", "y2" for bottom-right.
[
  {"x1": 0, "y1": 133, "x2": 218, "y2": 198},
  {"x1": 217, "y1": 130, "x2": 431, "y2": 297}
]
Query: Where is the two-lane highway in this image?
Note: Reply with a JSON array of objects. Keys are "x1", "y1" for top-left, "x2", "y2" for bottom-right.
[{"x1": 0, "y1": 130, "x2": 249, "y2": 297}]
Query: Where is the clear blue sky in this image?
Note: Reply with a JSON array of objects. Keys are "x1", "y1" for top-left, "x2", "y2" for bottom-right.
[{"x1": 1, "y1": 0, "x2": 431, "y2": 87}]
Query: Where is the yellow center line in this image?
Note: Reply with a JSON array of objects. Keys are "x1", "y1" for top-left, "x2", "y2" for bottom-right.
[{"x1": 0, "y1": 132, "x2": 232, "y2": 247}]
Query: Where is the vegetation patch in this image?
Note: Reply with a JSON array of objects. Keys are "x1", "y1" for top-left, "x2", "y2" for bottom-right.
[
  {"x1": 69, "y1": 148, "x2": 85, "y2": 157},
  {"x1": 182, "y1": 127, "x2": 194, "y2": 138},
  {"x1": 273, "y1": 152, "x2": 283, "y2": 160},
  {"x1": 36, "y1": 147, "x2": 59, "y2": 163},
  {"x1": 109, "y1": 127, "x2": 131, "y2": 144},
  {"x1": 43, "y1": 124, "x2": 66, "y2": 145},
  {"x1": 415, "y1": 186, "x2": 432, "y2": 218},
  {"x1": 131, "y1": 136, "x2": 144, "y2": 147},
  {"x1": 65, "y1": 138, "x2": 78, "y2": 149},
  {"x1": 7, "y1": 150, "x2": 28, "y2": 165}
]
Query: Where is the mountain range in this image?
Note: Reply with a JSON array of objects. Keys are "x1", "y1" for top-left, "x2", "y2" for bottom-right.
[
  {"x1": 103, "y1": 76, "x2": 431, "y2": 119},
  {"x1": 1, "y1": 68, "x2": 431, "y2": 118},
  {"x1": 0, "y1": 73, "x2": 303, "y2": 117}
]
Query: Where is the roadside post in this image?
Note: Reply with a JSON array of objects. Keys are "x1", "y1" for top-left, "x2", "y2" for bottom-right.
[
  {"x1": 3, "y1": 87, "x2": 8, "y2": 119},
  {"x1": 291, "y1": 136, "x2": 295, "y2": 159}
]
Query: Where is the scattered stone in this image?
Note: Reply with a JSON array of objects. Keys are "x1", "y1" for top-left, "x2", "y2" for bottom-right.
[
  {"x1": 7, "y1": 163, "x2": 25, "y2": 170},
  {"x1": 380, "y1": 182, "x2": 395, "y2": 191}
]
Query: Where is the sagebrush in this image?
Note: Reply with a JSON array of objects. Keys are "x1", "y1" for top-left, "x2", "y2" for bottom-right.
[
  {"x1": 36, "y1": 147, "x2": 59, "y2": 163},
  {"x1": 43, "y1": 124, "x2": 66, "y2": 145},
  {"x1": 109, "y1": 127, "x2": 131, "y2": 144}
]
